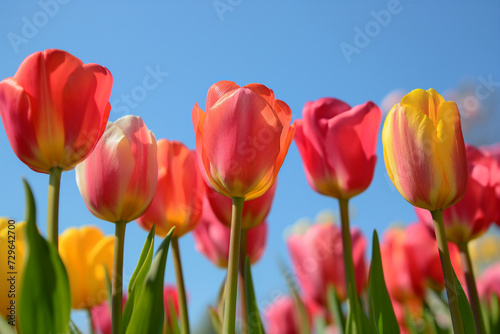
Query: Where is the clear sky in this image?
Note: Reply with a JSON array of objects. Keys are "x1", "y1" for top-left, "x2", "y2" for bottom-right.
[{"x1": 1, "y1": 1, "x2": 499, "y2": 333}]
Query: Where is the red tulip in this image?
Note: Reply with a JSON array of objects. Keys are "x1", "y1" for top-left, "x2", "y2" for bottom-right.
[
  {"x1": 415, "y1": 145, "x2": 498, "y2": 243},
  {"x1": 192, "y1": 199, "x2": 267, "y2": 268},
  {"x1": 381, "y1": 227, "x2": 424, "y2": 303},
  {"x1": 265, "y1": 297, "x2": 301, "y2": 334},
  {"x1": 294, "y1": 97, "x2": 381, "y2": 199},
  {"x1": 482, "y1": 143, "x2": 500, "y2": 225},
  {"x1": 76, "y1": 115, "x2": 157, "y2": 223},
  {"x1": 206, "y1": 180, "x2": 276, "y2": 229},
  {"x1": 287, "y1": 223, "x2": 367, "y2": 303},
  {"x1": 0, "y1": 49, "x2": 112, "y2": 173},
  {"x1": 137, "y1": 139, "x2": 204, "y2": 237},
  {"x1": 192, "y1": 81, "x2": 295, "y2": 200}
]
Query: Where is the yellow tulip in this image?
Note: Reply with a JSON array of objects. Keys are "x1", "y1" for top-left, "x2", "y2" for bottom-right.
[
  {"x1": 0, "y1": 218, "x2": 25, "y2": 322},
  {"x1": 382, "y1": 88, "x2": 468, "y2": 211},
  {"x1": 59, "y1": 226, "x2": 114, "y2": 309}
]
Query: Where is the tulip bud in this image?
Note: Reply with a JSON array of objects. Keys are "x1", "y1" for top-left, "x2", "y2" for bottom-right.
[{"x1": 76, "y1": 115, "x2": 157, "y2": 223}]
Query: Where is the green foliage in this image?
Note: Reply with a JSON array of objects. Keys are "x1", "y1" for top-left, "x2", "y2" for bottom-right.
[
  {"x1": 18, "y1": 179, "x2": 71, "y2": 334},
  {"x1": 125, "y1": 227, "x2": 175, "y2": 334},
  {"x1": 368, "y1": 230, "x2": 400, "y2": 334},
  {"x1": 244, "y1": 257, "x2": 264, "y2": 334}
]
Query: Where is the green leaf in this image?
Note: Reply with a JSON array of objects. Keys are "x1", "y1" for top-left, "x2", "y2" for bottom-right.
[
  {"x1": 345, "y1": 282, "x2": 373, "y2": 334},
  {"x1": 125, "y1": 227, "x2": 175, "y2": 334},
  {"x1": 208, "y1": 307, "x2": 222, "y2": 334},
  {"x1": 244, "y1": 257, "x2": 264, "y2": 334},
  {"x1": 368, "y1": 230, "x2": 400, "y2": 334},
  {"x1": 0, "y1": 317, "x2": 15, "y2": 334},
  {"x1": 277, "y1": 257, "x2": 310, "y2": 334},
  {"x1": 327, "y1": 284, "x2": 345, "y2": 334},
  {"x1": 452, "y1": 268, "x2": 477, "y2": 334},
  {"x1": 18, "y1": 179, "x2": 71, "y2": 334},
  {"x1": 122, "y1": 225, "x2": 156, "y2": 332}
]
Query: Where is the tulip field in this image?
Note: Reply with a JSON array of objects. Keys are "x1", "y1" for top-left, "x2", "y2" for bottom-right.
[{"x1": 1, "y1": 2, "x2": 499, "y2": 334}]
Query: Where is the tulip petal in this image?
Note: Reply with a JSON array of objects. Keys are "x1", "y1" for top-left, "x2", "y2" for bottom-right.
[
  {"x1": 206, "y1": 80, "x2": 240, "y2": 111},
  {"x1": 244, "y1": 83, "x2": 276, "y2": 108}
]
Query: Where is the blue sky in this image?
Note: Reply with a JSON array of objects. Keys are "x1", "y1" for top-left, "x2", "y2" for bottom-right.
[{"x1": 1, "y1": 1, "x2": 500, "y2": 332}]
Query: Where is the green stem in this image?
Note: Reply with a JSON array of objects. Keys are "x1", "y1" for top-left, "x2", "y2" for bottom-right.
[
  {"x1": 430, "y1": 209, "x2": 464, "y2": 334},
  {"x1": 458, "y1": 242, "x2": 486, "y2": 334},
  {"x1": 47, "y1": 167, "x2": 62, "y2": 249},
  {"x1": 222, "y1": 197, "x2": 244, "y2": 334},
  {"x1": 87, "y1": 308, "x2": 95, "y2": 334},
  {"x1": 338, "y1": 198, "x2": 358, "y2": 301},
  {"x1": 239, "y1": 228, "x2": 248, "y2": 334},
  {"x1": 112, "y1": 221, "x2": 127, "y2": 334},
  {"x1": 172, "y1": 237, "x2": 190, "y2": 334}
]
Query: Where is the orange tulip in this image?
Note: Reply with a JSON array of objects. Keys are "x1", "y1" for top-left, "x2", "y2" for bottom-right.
[
  {"x1": 137, "y1": 139, "x2": 204, "y2": 237},
  {"x1": 192, "y1": 81, "x2": 295, "y2": 200},
  {"x1": 0, "y1": 49, "x2": 112, "y2": 173},
  {"x1": 59, "y1": 226, "x2": 114, "y2": 309},
  {"x1": 75, "y1": 115, "x2": 158, "y2": 223}
]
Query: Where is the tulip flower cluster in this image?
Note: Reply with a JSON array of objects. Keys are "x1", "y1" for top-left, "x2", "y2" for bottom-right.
[{"x1": 2, "y1": 49, "x2": 500, "y2": 334}]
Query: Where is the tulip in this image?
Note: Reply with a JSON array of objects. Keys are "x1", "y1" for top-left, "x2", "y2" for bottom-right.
[
  {"x1": 0, "y1": 218, "x2": 25, "y2": 321},
  {"x1": 414, "y1": 145, "x2": 498, "y2": 244},
  {"x1": 382, "y1": 88, "x2": 468, "y2": 211},
  {"x1": 482, "y1": 143, "x2": 500, "y2": 225},
  {"x1": 76, "y1": 115, "x2": 157, "y2": 224},
  {"x1": 163, "y1": 285, "x2": 181, "y2": 326},
  {"x1": 265, "y1": 297, "x2": 301, "y2": 334},
  {"x1": 59, "y1": 226, "x2": 114, "y2": 310},
  {"x1": 206, "y1": 180, "x2": 276, "y2": 229},
  {"x1": 137, "y1": 139, "x2": 204, "y2": 237},
  {"x1": 382, "y1": 88, "x2": 469, "y2": 333},
  {"x1": 76, "y1": 115, "x2": 157, "y2": 334},
  {"x1": 91, "y1": 297, "x2": 127, "y2": 334},
  {"x1": 294, "y1": 97, "x2": 382, "y2": 200},
  {"x1": 477, "y1": 263, "x2": 500, "y2": 302},
  {"x1": 294, "y1": 97, "x2": 381, "y2": 317},
  {"x1": 192, "y1": 81, "x2": 294, "y2": 332},
  {"x1": 287, "y1": 223, "x2": 367, "y2": 304},
  {"x1": 193, "y1": 199, "x2": 267, "y2": 268},
  {"x1": 192, "y1": 81, "x2": 294, "y2": 201},
  {"x1": 0, "y1": 49, "x2": 113, "y2": 248},
  {"x1": 0, "y1": 49, "x2": 112, "y2": 174}
]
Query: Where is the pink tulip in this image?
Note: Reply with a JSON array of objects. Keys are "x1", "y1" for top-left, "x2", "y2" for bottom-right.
[
  {"x1": 294, "y1": 97, "x2": 381, "y2": 199},
  {"x1": 287, "y1": 223, "x2": 367, "y2": 304},
  {"x1": 91, "y1": 295, "x2": 127, "y2": 334},
  {"x1": 265, "y1": 297, "x2": 300, "y2": 334},
  {"x1": 482, "y1": 143, "x2": 500, "y2": 225},
  {"x1": 192, "y1": 199, "x2": 267, "y2": 268},
  {"x1": 0, "y1": 49, "x2": 112, "y2": 173},
  {"x1": 137, "y1": 139, "x2": 204, "y2": 237},
  {"x1": 206, "y1": 180, "x2": 276, "y2": 229},
  {"x1": 76, "y1": 115, "x2": 157, "y2": 223},
  {"x1": 477, "y1": 263, "x2": 500, "y2": 301},
  {"x1": 415, "y1": 145, "x2": 498, "y2": 243},
  {"x1": 163, "y1": 284, "x2": 181, "y2": 323}
]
